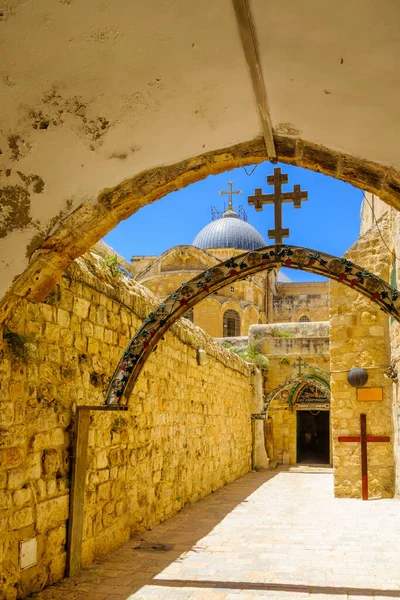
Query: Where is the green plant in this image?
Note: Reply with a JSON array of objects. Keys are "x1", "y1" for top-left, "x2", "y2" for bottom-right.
[
  {"x1": 231, "y1": 344, "x2": 269, "y2": 371},
  {"x1": 102, "y1": 254, "x2": 120, "y2": 277},
  {"x1": 279, "y1": 357, "x2": 291, "y2": 365},
  {"x1": 272, "y1": 328, "x2": 292, "y2": 338},
  {"x1": 3, "y1": 328, "x2": 34, "y2": 363},
  {"x1": 101, "y1": 254, "x2": 132, "y2": 279}
]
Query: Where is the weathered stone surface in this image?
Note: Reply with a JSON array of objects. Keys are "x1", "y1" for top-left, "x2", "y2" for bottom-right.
[
  {"x1": 42, "y1": 449, "x2": 60, "y2": 479},
  {"x1": 36, "y1": 495, "x2": 69, "y2": 532},
  {"x1": 26, "y1": 453, "x2": 42, "y2": 480},
  {"x1": 0, "y1": 403, "x2": 14, "y2": 428},
  {"x1": 0, "y1": 448, "x2": 24, "y2": 469},
  {"x1": 7, "y1": 469, "x2": 24, "y2": 490},
  {"x1": 13, "y1": 488, "x2": 31, "y2": 508},
  {"x1": 10, "y1": 507, "x2": 34, "y2": 530}
]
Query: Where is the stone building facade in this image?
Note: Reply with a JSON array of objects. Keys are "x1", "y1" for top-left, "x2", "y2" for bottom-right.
[
  {"x1": 131, "y1": 200, "x2": 329, "y2": 338},
  {"x1": 329, "y1": 195, "x2": 398, "y2": 499},
  {"x1": 250, "y1": 322, "x2": 330, "y2": 466}
]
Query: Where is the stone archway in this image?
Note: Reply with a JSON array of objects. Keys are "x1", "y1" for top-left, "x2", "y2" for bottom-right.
[
  {"x1": 2, "y1": 134, "x2": 400, "y2": 328},
  {"x1": 105, "y1": 244, "x2": 400, "y2": 407}
]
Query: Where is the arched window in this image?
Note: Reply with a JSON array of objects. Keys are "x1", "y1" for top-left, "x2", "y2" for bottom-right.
[
  {"x1": 223, "y1": 309, "x2": 240, "y2": 337},
  {"x1": 299, "y1": 315, "x2": 310, "y2": 322},
  {"x1": 185, "y1": 308, "x2": 194, "y2": 323}
]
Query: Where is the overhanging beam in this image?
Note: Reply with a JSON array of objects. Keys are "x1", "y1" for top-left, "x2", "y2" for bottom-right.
[{"x1": 232, "y1": 0, "x2": 276, "y2": 161}]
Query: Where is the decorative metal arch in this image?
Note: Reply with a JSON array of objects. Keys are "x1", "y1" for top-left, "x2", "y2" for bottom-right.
[
  {"x1": 287, "y1": 375, "x2": 330, "y2": 410},
  {"x1": 105, "y1": 244, "x2": 400, "y2": 406},
  {"x1": 263, "y1": 371, "x2": 330, "y2": 413}
]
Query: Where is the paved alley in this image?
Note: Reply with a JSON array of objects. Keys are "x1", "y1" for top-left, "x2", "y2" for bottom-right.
[{"x1": 33, "y1": 469, "x2": 400, "y2": 600}]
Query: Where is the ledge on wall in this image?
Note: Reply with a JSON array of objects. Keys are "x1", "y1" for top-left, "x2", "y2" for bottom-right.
[
  {"x1": 215, "y1": 336, "x2": 249, "y2": 350},
  {"x1": 249, "y1": 322, "x2": 330, "y2": 357}
]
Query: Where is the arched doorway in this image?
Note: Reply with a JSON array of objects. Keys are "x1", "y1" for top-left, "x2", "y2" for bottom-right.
[
  {"x1": 264, "y1": 369, "x2": 331, "y2": 466},
  {"x1": 295, "y1": 382, "x2": 331, "y2": 465}
]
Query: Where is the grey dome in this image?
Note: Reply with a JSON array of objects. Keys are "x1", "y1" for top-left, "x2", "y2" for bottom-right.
[{"x1": 193, "y1": 209, "x2": 266, "y2": 251}]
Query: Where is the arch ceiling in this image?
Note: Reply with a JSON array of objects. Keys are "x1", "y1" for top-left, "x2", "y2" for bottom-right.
[
  {"x1": 1, "y1": 0, "x2": 400, "y2": 320},
  {"x1": 105, "y1": 245, "x2": 400, "y2": 406}
]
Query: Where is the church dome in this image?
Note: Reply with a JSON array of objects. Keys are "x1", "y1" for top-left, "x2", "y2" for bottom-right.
[{"x1": 193, "y1": 208, "x2": 266, "y2": 251}]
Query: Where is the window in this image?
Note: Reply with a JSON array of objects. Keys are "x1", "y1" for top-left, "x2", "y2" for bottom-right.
[
  {"x1": 223, "y1": 309, "x2": 240, "y2": 337},
  {"x1": 185, "y1": 308, "x2": 194, "y2": 323},
  {"x1": 299, "y1": 315, "x2": 310, "y2": 322},
  {"x1": 230, "y1": 286, "x2": 235, "y2": 293}
]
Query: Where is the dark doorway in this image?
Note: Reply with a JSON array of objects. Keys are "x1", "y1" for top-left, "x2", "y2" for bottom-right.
[{"x1": 297, "y1": 410, "x2": 330, "y2": 464}]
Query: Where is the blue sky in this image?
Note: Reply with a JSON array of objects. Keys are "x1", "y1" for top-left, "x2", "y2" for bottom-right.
[{"x1": 104, "y1": 161, "x2": 364, "y2": 282}]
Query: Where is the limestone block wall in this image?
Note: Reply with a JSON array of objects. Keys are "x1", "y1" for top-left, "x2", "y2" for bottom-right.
[
  {"x1": 249, "y1": 322, "x2": 330, "y2": 378},
  {"x1": 330, "y1": 214, "x2": 394, "y2": 498},
  {"x1": 386, "y1": 208, "x2": 400, "y2": 497},
  {"x1": 0, "y1": 249, "x2": 255, "y2": 600},
  {"x1": 272, "y1": 281, "x2": 329, "y2": 323}
]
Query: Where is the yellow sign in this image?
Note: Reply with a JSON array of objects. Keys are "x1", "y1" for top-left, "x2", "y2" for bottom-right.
[{"x1": 357, "y1": 387, "x2": 383, "y2": 401}]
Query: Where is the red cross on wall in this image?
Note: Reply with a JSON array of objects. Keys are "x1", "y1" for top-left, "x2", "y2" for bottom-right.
[{"x1": 338, "y1": 413, "x2": 390, "y2": 500}]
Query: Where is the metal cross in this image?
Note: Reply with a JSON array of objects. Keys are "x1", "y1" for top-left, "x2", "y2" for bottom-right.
[
  {"x1": 292, "y1": 356, "x2": 308, "y2": 376},
  {"x1": 220, "y1": 181, "x2": 242, "y2": 210},
  {"x1": 248, "y1": 167, "x2": 308, "y2": 244}
]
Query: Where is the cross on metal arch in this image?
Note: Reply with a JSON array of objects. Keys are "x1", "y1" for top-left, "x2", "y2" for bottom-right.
[{"x1": 248, "y1": 167, "x2": 308, "y2": 244}]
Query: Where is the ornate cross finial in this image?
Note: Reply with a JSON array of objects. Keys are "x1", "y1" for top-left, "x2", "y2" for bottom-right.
[
  {"x1": 293, "y1": 356, "x2": 308, "y2": 377},
  {"x1": 220, "y1": 181, "x2": 242, "y2": 210},
  {"x1": 248, "y1": 168, "x2": 308, "y2": 244}
]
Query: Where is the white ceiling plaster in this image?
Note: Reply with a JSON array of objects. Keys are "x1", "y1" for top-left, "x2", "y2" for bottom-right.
[{"x1": 1, "y1": 0, "x2": 400, "y2": 297}]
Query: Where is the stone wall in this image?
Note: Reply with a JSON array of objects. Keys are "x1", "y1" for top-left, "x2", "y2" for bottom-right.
[
  {"x1": 271, "y1": 282, "x2": 329, "y2": 323},
  {"x1": 330, "y1": 212, "x2": 395, "y2": 498},
  {"x1": 0, "y1": 248, "x2": 255, "y2": 599},
  {"x1": 249, "y1": 322, "x2": 330, "y2": 379},
  {"x1": 386, "y1": 207, "x2": 400, "y2": 497}
]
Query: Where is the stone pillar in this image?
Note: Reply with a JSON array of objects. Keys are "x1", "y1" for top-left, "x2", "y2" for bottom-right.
[
  {"x1": 330, "y1": 220, "x2": 395, "y2": 498},
  {"x1": 251, "y1": 370, "x2": 269, "y2": 470}
]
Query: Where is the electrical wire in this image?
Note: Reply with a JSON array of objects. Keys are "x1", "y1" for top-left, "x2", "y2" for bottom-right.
[
  {"x1": 362, "y1": 192, "x2": 400, "y2": 263},
  {"x1": 242, "y1": 164, "x2": 258, "y2": 176}
]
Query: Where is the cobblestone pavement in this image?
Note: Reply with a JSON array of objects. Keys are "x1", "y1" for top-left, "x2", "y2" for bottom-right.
[{"x1": 33, "y1": 469, "x2": 400, "y2": 600}]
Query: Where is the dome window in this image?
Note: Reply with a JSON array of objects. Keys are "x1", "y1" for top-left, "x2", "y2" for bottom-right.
[{"x1": 299, "y1": 315, "x2": 310, "y2": 322}]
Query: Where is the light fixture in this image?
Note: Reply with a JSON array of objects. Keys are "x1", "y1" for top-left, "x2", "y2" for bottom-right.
[{"x1": 347, "y1": 367, "x2": 368, "y2": 388}]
